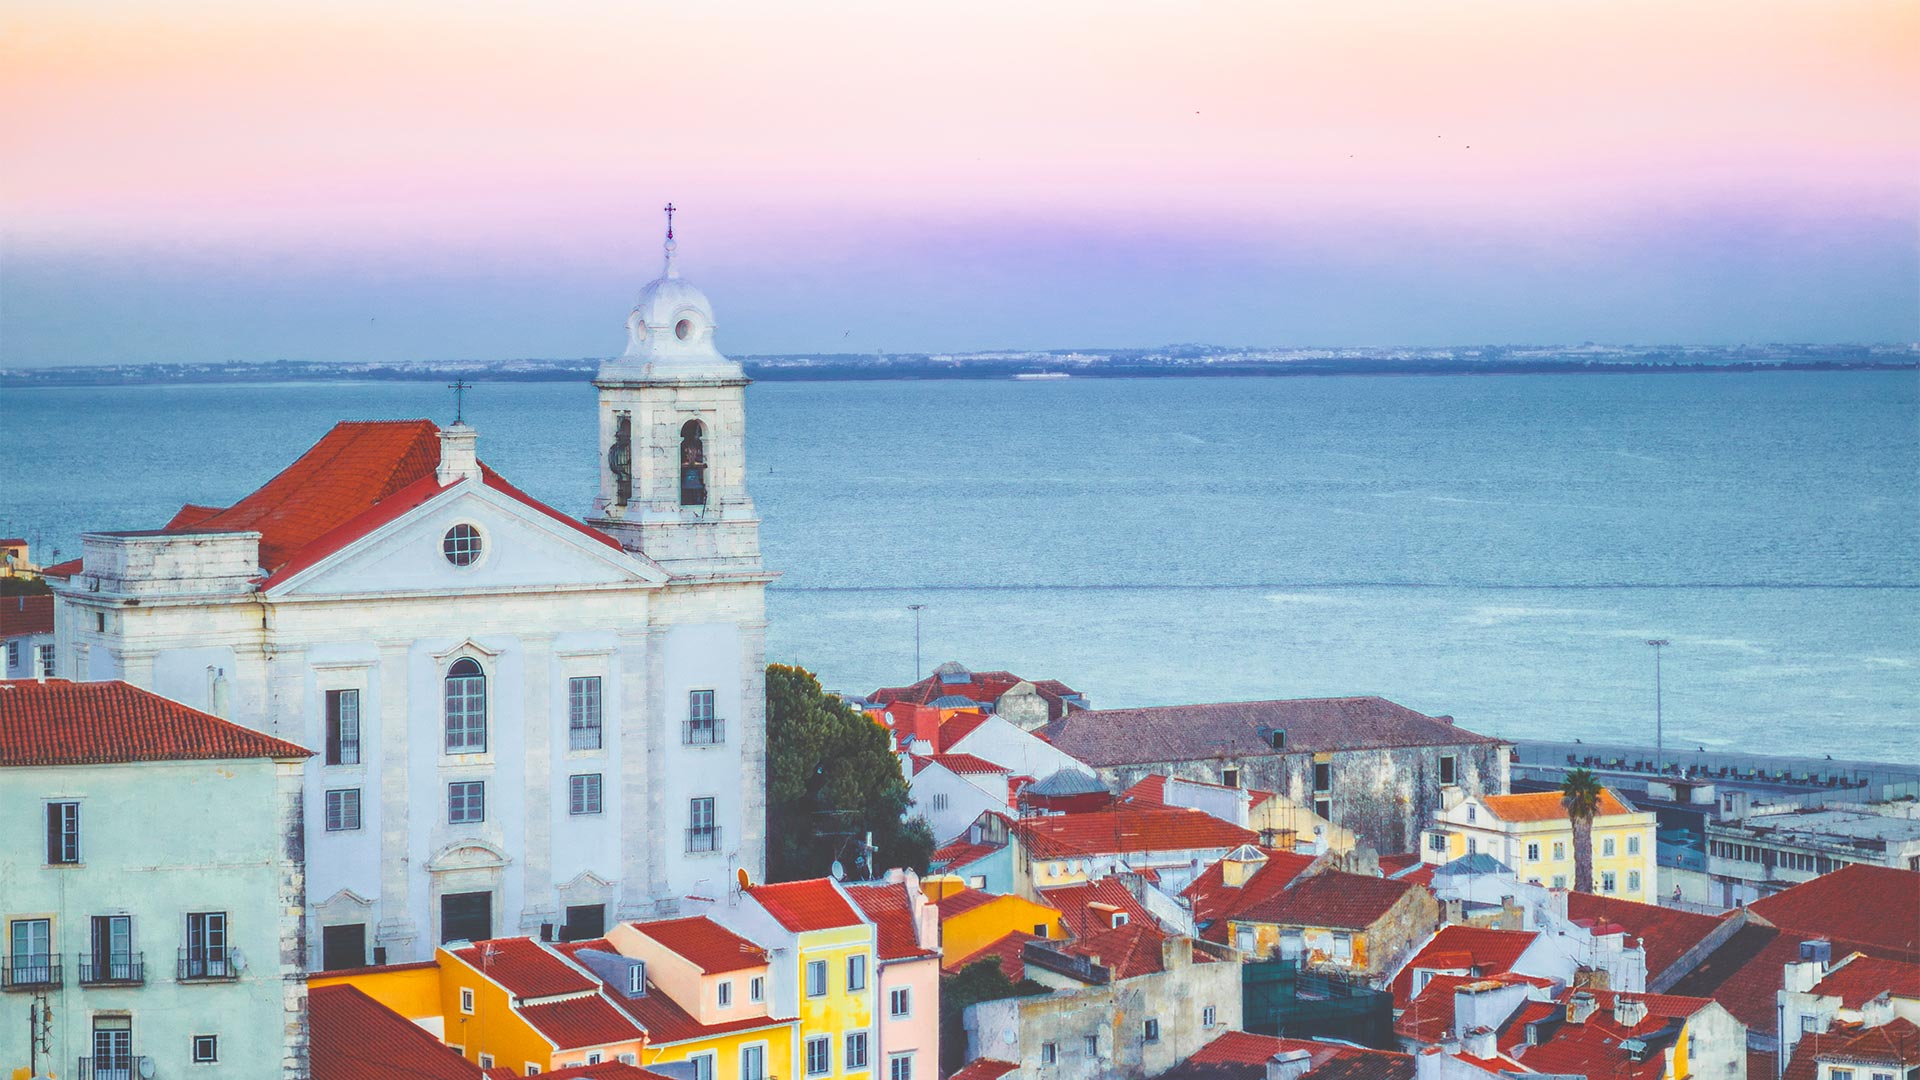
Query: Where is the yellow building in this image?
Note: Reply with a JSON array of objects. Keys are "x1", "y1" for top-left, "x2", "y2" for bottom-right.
[
  {"x1": 1421, "y1": 789, "x2": 1657, "y2": 901},
  {"x1": 929, "y1": 887, "x2": 1066, "y2": 965},
  {"x1": 732, "y1": 878, "x2": 882, "y2": 1080}
]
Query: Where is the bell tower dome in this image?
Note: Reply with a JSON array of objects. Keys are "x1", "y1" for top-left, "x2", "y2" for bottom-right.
[{"x1": 590, "y1": 205, "x2": 762, "y2": 575}]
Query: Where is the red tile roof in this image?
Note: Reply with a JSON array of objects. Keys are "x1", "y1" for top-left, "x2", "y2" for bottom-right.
[
  {"x1": 0, "y1": 594, "x2": 53, "y2": 637},
  {"x1": 0, "y1": 679, "x2": 312, "y2": 766},
  {"x1": 1043, "y1": 696, "x2": 1502, "y2": 767},
  {"x1": 1184, "y1": 848, "x2": 1318, "y2": 935},
  {"x1": 630, "y1": 916, "x2": 768, "y2": 974},
  {"x1": 1812, "y1": 954, "x2": 1920, "y2": 1007},
  {"x1": 931, "y1": 837, "x2": 1001, "y2": 871},
  {"x1": 938, "y1": 710, "x2": 994, "y2": 751},
  {"x1": 1013, "y1": 806, "x2": 1256, "y2": 859},
  {"x1": 871, "y1": 667, "x2": 1082, "y2": 723},
  {"x1": 1231, "y1": 869, "x2": 1428, "y2": 932},
  {"x1": 1750, "y1": 866, "x2": 1920, "y2": 959},
  {"x1": 1165, "y1": 1031, "x2": 1415, "y2": 1080},
  {"x1": 1058, "y1": 920, "x2": 1176, "y2": 980},
  {"x1": 950, "y1": 1060, "x2": 1019, "y2": 1080},
  {"x1": 1783, "y1": 1017, "x2": 1920, "y2": 1080},
  {"x1": 1566, "y1": 893, "x2": 1722, "y2": 978},
  {"x1": 1479, "y1": 789, "x2": 1638, "y2": 822},
  {"x1": 845, "y1": 882, "x2": 936, "y2": 961},
  {"x1": 551, "y1": 940, "x2": 790, "y2": 1046},
  {"x1": 1390, "y1": 926, "x2": 1539, "y2": 1009},
  {"x1": 311, "y1": 983, "x2": 483, "y2": 1080},
  {"x1": 1671, "y1": 928, "x2": 1895, "y2": 1033},
  {"x1": 538, "y1": 1065, "x2": 677, "y2": 1080},
  {"x1": 935, "y1": 889, "x2": 1001, "y2": 919},
  {"x1": 944, "y1": 930, "x2": 1038, "y2": 980},
  {"x1": 749, "y1": 878, "x2": 864, "y2": 933},
  {"x1": 914, "y1": 752, "x2": 1010, "y2": 776},
  {"x1": 450, "y1": 937, "x2": 600, "y2": 999},
  {"x1": 1039, "y1": 878, "x2": 1156, "y2": 938},
  {"x1": 517, "y1": 993, "x2": 647, "y2": 1051}
]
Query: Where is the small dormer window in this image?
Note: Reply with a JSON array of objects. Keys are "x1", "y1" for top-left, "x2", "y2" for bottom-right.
[
  {"x1": 443, "y1": 524, "x2": 483, "y2": 566},
  {"x1": 1272, "y1": 729, "x2": 1286, "y2": 750},
  {"x1": 627, "y1": 961, "x2": 646, "y2": 996}
]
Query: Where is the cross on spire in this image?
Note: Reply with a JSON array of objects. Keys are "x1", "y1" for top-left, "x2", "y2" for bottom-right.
[
  {"x1": 447, "y1": 379, "x2": 473, "y2": 424},
  {"x1": 664, "y1": 202, "x2": 676, "y2": 240}
]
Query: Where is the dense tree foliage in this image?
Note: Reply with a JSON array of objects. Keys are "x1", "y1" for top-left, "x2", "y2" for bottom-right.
[
  {"x1": 766, "y1": 663, "x2": 935, "y2": 882},
  {"x1": 939, "y1": 960, "x2": 1051, "y2": 1075}
]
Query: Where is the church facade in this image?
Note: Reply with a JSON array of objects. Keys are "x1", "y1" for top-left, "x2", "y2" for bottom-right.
[{"x1": 47, "y1": 221, "x2": 773, "y2": 966}]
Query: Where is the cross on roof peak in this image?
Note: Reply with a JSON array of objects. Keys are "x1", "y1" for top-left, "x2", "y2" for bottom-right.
[
  {"x1": 664, "y1": 202, "x2": 676, "y2": 240},
  {"x1": 447, "y1": 379, "x2": 473, "y2": 424}
]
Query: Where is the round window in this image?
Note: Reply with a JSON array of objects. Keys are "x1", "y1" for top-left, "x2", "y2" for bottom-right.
[
  {"x1": 675, "y1": 318, "x2": 693, "y2": 341},
  {"x1": 442, "y1": 523, "x2": 483, "y2": 566}
]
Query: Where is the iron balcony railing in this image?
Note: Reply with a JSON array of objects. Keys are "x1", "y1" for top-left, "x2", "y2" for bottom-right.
[
  {"x1": 78, "y1": 952, "x2": 145, "y2": 985},
  {"x1": 177, "y1": 947, "x2": 236, "y2": 981},
  {"x1": 1, "y1": 953, "x2": 61, "y2": 990},
  {"x1": 686, "y1": 826, "x2": 721, "y2": 854},
  {"x1": 682, "y1": 718, "x2": 726, "y2": 746},
  {"x1": 569, "y1": 726, "x2": 604, "y2": 752},
  {"x1": 78, "y1": 1055, "x2": 138, "y2": 1080}
]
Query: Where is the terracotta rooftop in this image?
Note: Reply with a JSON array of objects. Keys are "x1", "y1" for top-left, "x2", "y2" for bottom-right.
[
  {"x1": 871, "y1": 665, "x2": 1082, "y2": 723},
  {"x1": 1039, "y1": 877, "x2": 1156, "y2": 938},
  {"x1": 1055, "y1": 920, "x2": 1186, "y2": 980},
  {"x1": 538, "y1": 1065, "x2": 677, "y2": 1080},
  {"x1": 516, "y1": 993, "x2": 647, "y2": 1051},
  {"x1": 550, "y1": 939, "x2": 791, "y2": 1046},
  {"x1": 938, "y1": 710, "x2": 994, "y2": 751},
  {"x1": 1390, "y1": 926, "x2": 1540, "y2": 1009},
  {"x1": 1184, "y1": 847, "x2": 1318, "y2": 938},
  {"x1": 1783, "y1": 1017, "x2": 1920, "y2": 1080},
  {"x1": 310, "y1": 983, "x2": 483, "y2": 1080},
  {"x1": 629, "y1": 916, "x2": 768, "y2": 974},
  {"x1": 748, "y1": 878, "x2": 864, "y2": 933},
  {"x1": 1749, "y1": 866, "x2": 1920, "y2": 959},
  {"x1": 1041, "y1": 696, "x2": 1501, "y2": 767},
  {"x1": 449, "y1": 936, "x2": 600, "y2": 999},
  {"x1": 0, "y1": 594, "x2": 53, "y2": 637},
  {"x1": 844, "y1": 881, "x2": 937, "y2": 961},
  {"x1": 1232, "y1": 869, "x2": 1426, "y2": 932},
  {"x1": 934, "y1": 889, "x2": 1002, "y2": 919},
  {"x1": 931, "y1": 837, "x2": 1001, "y2": 871},
  {"x1": 1812, "y1": 954, "x2": 1920, "y2": 1008},
  {"x1": 949, "y1": 1060, "x2": 1020, "y2": 1080},
  {"x1": 914, "y1": 752, "x2": 1010, "y2": 776},
  {"x1": 0, "y1": 679, "x2": 312, "y2": 766},
  {"x1": 1164, "y1": 1031, "x2": 1415, "y2": 1080},
  {"x1": 1566, "y1": 892, "x2": 1721, "y2": 979},
  {"x1": 1669, "y1": 926, "x2": 1891, "y2": 1033},
  {"x1": 1013, "y1": 806, "x2": 1256, "y2": 859},
  {"x1": 1479, "y1": 788, "x2": 1638, "y2": 822},
  {"x1": 944, "y1": 930, "x2": 1039, "y2": 980}
]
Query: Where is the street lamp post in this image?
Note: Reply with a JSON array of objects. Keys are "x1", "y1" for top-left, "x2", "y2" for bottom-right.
[
  {"x1": 1647, "y1": 639, "x2": 1670, "y2": 772},
  {"x1": 908, "y1": 605, "x2": 926, "y2": 681}
]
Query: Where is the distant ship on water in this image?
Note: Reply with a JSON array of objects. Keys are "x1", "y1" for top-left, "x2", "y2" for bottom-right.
[{"x1": 1013, "y1": 371, "x2": 1070, "y2": 380}]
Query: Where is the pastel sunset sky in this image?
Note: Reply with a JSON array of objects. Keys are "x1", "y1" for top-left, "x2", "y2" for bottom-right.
[{"x1": 2, "y1": 0, "x2": 1915, "y2": 364}]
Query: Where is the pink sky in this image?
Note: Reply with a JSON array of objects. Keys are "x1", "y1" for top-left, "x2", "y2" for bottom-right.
[{"x1": 2, "y1": 0, "x2": 1915, "y2": 361}]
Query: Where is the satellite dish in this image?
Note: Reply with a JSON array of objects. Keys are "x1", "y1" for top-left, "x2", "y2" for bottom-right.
[
  {"x1": 736, "y1": 867, "x2": 753, "y2": 892},
  {"x1": 230, "y1": 948, "x2": 249, "y2": 974},
  {"x1": 831, "y1": 860, "x2": 846, "y2": 881},
  {"x1": 139, "y1": 1057, "x2": 158, "y2": 1079}
]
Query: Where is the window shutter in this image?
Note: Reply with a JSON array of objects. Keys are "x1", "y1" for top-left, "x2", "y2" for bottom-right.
[{"x1": 46, "y1": 804, "x2": 60, "y2": 863}]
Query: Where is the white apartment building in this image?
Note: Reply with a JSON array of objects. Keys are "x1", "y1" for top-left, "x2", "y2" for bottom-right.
[
  {"x1": 46, "y1": 218, "x2": 774, "y2": 965},
  {"x1": 0, "y1": 678, "x2": 311, "y2": 1079}
]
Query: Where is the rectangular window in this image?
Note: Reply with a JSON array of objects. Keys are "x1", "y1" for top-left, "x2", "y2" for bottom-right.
[
  {"x1": 929, "y1": 793, "x2": 950, "y2": 812},
  {"x1": 1553, "y1": 875, "x2": 1568, "y2": 889},
  {"x1": 325, "y1": 689, "x2": 361, "y2": 765},
  {"x1": 184, "y1": 911, "x2": 228, "y2": 978},
  {"x1": 686, "y1": 689, "x2": 720, "y2": 745},
  {"x1": 1041, "y1": 1043, "x2": 1057, "y2": 1066},
  {"x1": 691, "y1": 1055, "x2": 716, "y2": 1080},
  {"x1": 1429, "y1": 832, "x2": 1449, "y2": 853},
  {"x1": 751, "y1": 976, "x2": 765, "y2": 1002},
  {"x1": 89, "y1": 915, "x2": 133, "y2": 981},
  {"x1": 1527, "y1": 842, "x2": 1541, "y2": 862},
  {"x1": 1085, "y1": 1036, "x2": 1098, "y2": 1057},
  {"x1": 1203, "y1": 1005, "x2": 1216, "y2": 1027},
  {"x1": 449, "y1": 781, "x2": 485, "y2": 824},
  {"x1": 8, "y1": 919, "x2": 52, "y2": 985},
  {"x1": 1601, "y1": 870, "x2": 1618, "y2": 893},
  {"x1": 1439, "y1": 755, "x2": 1457, "y2": 786},
  {"x1": 889, "y1": 986, "x2": 910, "y2": 1017},
  {"x1": 325, "y1": 788, "x2": 362, "y2": 831},
  {"x1": 527, "y1": 1066, "x2": 542, "y2": 1076},
  {"x1": 6, "y1": 641, "x2": 16, "y2": 668},
  {"x1": 890, "y1": 1054, "x2": 914, "y2": 1080},
  {"x1": 806, "y1": 1037, "x2": 831, "y2": 1076},
  {"x1": 688, "y1": 797, "x2": 718, "y2": 852},
  {"x1": 742, "y1": 1046, "x2": 765, "y2": 1080},
  {"x1": 1222, "y1": 767, "x2": 1240, "y2": 788},
  {"x1": 461, "y1": 987, "x2": 476, "y2": 1014},
  {"x1": 1332, "y1": 932, "x2": 1353, "y2": 962},
  {"x1": 1830, "y1": 1070, "x2": 1853, "y2": 1080},
  {"x1": 1603, "y1": 837, "x2": 1617, "y2": 856},
  {"x1": 626, "y1": 961, "x2": 647, "y2": 996},
  {"x1": 718, "y1": 979, "x2": 733, "y2": 1007},
  {"x1": 1628, "y1": 835, "x2": 1641, "y2": 855},
  {"x1": 1627, "y1": 870, "x2": 1642, "y2": 893},
  {"x1": 193, "y1": 1035, "x2": 219, "y2": 1063},
  {"x1": 848, "y1": 953, "x2": 868, "y2": 992},
  {"x1": 1314, "y1": 798, "x2": 1332, "y2": 820},
  {"x1": 46, "y1": 801, "x2": 80, "y2": 864},
  {"x1": 37, "y1": 643, "x2": 56, "y2": 678},
  {"x1": 570, "y1": 774, "x2": 604, "y2": 815},
  {"x1": 846, "y1": 1031, "x2": 870, "y2": 1070},
  {"x1": 806, "y1": 959, "x2": 828, "y2": 997},
  {"x1": 1143, "y1": 1018, "x2": 1161, "y2": 1043},
  {"x1": 93, "y1": 1019, "x2": 132, "y2": 1078},
  {"x1": 1552, "y1": 842, "x2": 1566, "y2": 860},
  {"x1": 569, "y1": 676, "x2": 603, "y2": 751},
  {"x1": 1467, "y1": 837, "x2": 1478, "y2": 855},
  {"x1": 479, "y1": 1053, "x2": 496, "y2": 1069},
  {"x1": 564, "y1": 904, "x2": 605, "y2": 943},
  {"x1": 1313, "y1": 761, "x2": 1332, "y2": 793}
]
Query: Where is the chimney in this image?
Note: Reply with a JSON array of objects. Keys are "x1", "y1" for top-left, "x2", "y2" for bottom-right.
[
  {"x1": 1783, "y1": 941, "x2": 1832, "y2": 993},
  {"x1": 1461, "y1": 1026, "x2": 1498, "y2": 1060},
  {"x1": 1267, "y1": 1049, "x2": 1314, "y2": 1080},
  {"x1": 1567, "y1": 991, "x2": 1599, "y2": 1025},
  {"x1": 1613, "y1": 996, "x2": 1648, "y2": 1028},
  {"x1": 437, "y1": 423, "x2": 481, "y2": 485},
  {"x1": 1416, "y1": 1047, "x2": 1447, "y2": 1080},
  {"x1": 1442, "y1": 898, "x2": 1465, "y2": 925},
  {"x1": 1162, "y1": 935, "x2": 1193, "y2": 970}
]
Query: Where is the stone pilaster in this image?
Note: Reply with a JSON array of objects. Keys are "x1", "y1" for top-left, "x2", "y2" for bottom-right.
[
  {"x1": 231, "y1": 641, "x2": 276, "y2": 735},
  {"x1": 738, "y1": 617, "x2": 769, "y2": 883},
  {"x1": 615, "y1": 627, "x2": 654, "y2": 921},
  {"x1": 645, "y1": 623, "x2": 671, "y2": 903},
  {"x1": 276, "y1": 760, "x2": 311, "y2": 1080},
  {"x1": 519, "y1": 633, "x2": 558, "y2": 931},
  {"x1": 374, "y1": 640, "x2": 417, "y2": 957}
]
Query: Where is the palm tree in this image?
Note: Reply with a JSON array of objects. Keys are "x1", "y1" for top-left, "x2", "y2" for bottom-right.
[{"x1": 1561, "y1": 768, "x2": 1604, "y2": 894}]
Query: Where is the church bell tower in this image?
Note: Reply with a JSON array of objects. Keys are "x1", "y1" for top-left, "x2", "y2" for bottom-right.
[{"x1": 590, "y1": 205, "x2": 762, "y2": 575}]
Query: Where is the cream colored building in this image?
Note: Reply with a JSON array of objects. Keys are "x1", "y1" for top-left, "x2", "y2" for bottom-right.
[{"x1": 1422, "y1": 789, "x2": 1656, "y2": 901}]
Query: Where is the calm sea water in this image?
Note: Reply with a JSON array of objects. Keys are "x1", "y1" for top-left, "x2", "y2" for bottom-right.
[{"x1": 3, "y1": 373, "x2": 1915, "y2": 761}]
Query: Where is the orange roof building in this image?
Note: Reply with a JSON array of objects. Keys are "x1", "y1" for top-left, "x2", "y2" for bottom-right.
[{"x1": 1425, "y1": 787, "x2": 1657, "y2": 903}]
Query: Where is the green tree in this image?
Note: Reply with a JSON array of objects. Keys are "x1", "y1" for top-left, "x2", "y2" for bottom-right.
[
  {"x1": 939, "y1": 959, "x2": 1051, "y2": 1075},
  {"x1": 765, "y1": 663, "x2": 933, "y2": 882},
  {"x1": 1561, "y1": 767, "x2": 1604, "y2": 894}
]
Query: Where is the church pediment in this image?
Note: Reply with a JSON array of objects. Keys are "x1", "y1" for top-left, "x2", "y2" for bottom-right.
[{"x1": 425, "y1": 840, "x2": 510, "y2": 873}]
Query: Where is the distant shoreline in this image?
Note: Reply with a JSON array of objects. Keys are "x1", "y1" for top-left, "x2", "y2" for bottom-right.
[{"x1": 3, "y1": 357, "x2": 1913, "y2": 389}]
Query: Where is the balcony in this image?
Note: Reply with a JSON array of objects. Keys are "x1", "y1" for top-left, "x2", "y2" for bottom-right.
[
  {"x1": 78, "y1": 1056, "x2": 141, "y2": 1080},
  {"x1": 177, "y1": 947, "x2": 237, "y2": 981},
  {"x1": 1, "y1": 954, "x2": 61, "y2": 990},
  {"x1": 687, "y1": 826, "x2": 722, "y2": 854},
  {"x1": 79, "y1": 952, "x2": 145, "y2": 986},
  {"x1": 682, "y1": 718, "x2": 727, "y2": 746}
]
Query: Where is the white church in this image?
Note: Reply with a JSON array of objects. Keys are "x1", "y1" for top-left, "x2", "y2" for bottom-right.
[{"x1": 48, "y1": 216, "x2": 773, "y2": 967}]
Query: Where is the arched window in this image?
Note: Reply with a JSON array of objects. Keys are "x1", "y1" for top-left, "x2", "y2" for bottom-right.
[
  {"x1": 445, "y1": 658, "x2": 487, "y2": 753},
  {"x1": 679, "y1": 420, "x2": 708, "y2": 507}
]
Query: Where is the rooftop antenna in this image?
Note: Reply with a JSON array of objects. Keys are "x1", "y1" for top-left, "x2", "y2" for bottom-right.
[{"x1": 447, "y1": 380, "x2": 473, "y2": 425}]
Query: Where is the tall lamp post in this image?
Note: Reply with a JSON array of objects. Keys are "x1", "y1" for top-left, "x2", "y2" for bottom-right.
[
  {"x1": 1647, "y1": 639, "x2": 1670, "y2": 772},
  {"x1": 908, "y1": 605, "x2": 926, "y2": 681}
]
